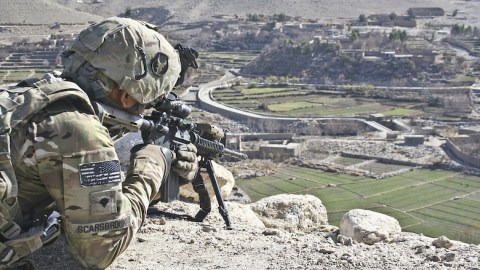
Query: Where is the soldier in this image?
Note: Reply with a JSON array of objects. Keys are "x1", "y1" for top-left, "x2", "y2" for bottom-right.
[{"x1": 0, "y1": 17, "x2": 198, "y2": 269}]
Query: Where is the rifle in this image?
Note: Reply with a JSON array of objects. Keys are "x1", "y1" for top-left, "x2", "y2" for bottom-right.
[{"x1": 94, "y1": 93, "x2": 247, "y2": 229}]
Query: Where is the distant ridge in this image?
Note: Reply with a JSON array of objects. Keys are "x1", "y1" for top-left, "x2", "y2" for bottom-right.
[{"x1": 1, "y1": 0, "x2": 463, "y2": 26}]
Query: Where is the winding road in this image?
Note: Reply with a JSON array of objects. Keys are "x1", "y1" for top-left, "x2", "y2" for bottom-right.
[{"x1": 196, "y1": 71, "x2": 394, "y2": 134}]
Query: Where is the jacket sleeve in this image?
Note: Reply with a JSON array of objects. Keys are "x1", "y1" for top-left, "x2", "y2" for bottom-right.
[{"x1": 15, "y1": 100, "x2": 166, "y2": 269}]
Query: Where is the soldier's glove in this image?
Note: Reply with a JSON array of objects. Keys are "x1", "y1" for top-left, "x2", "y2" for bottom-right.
[{"x1": 172, "y1": 143, "x2": 198, "y2": 182}]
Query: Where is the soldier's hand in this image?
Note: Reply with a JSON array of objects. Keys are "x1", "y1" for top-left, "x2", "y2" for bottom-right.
[{"x1": 172, "y1": 143, "x2": 198, "y2": 182}]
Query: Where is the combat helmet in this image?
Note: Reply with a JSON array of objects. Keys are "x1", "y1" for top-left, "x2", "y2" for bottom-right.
[{"x1": 61, "y1": 17, "x2": 182, "y2": 105}]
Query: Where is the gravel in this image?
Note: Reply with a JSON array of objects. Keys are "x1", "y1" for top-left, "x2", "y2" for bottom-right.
[{"x1": 29, "y1": 201, "x2": 480, "y2": 270}]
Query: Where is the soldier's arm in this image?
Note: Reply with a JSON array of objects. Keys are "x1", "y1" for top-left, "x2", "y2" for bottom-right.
[{"x1": 17, "y1": 100, "x2": 166, "y2": 269}]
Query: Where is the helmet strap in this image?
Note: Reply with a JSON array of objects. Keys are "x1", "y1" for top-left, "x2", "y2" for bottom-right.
[{"x1": 90, "y1": 80, "x2": 107, "y2": 100}]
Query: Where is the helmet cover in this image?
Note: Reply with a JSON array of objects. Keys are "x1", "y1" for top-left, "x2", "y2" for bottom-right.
[{"x1": 63, "y1": 17, "x2": 181, "y2": 104}]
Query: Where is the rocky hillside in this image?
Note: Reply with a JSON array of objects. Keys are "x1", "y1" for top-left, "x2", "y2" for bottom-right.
[
  {"x1": 0, "y1": 0, "x2": 102, "y2": 24},
  {"x1": 30, "y1": 195, "x2": 480, "y2": 270},
  {"x1": 241, "y1": 43, "x2": 448, "y2": 86},
  {"x1": 0, "y1": 0, "x2": 464, "y2": 25},
  {"x1": 49, "y1": 0, "x2": 462, "y2": 24}
]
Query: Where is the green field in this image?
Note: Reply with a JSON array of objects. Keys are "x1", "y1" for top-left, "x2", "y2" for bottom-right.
[
  {"x1": 211, "y1": 85, "x2": 446, "y2": 117},
  {"x1": 382, "y1": 108, "x2": 423, "y2": 116},
  {"x1": 201, "y1": 51, "x2": 258, "y2": 62},
  {"x1": 0, "y1": 68, "x2": 52, "y2": 84},
  {"x1": 241, "y1": 87, "x2": 294, "y2": 95},
  {"x1": 237, "y1": 165, "x2": 480, "y2": 244},
  {"x1": 330, "y1": 156, "x2": 367, "y2": 166},
  {"x1": 200, "y1": 51, "x2": 259, "y2": 69}
]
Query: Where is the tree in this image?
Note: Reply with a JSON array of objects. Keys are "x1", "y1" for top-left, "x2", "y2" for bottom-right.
[
  {"x1": 274, "y1": 13, "x2": 288, "y2": 22},
  {"x1": 247, "y1": 13, "x2": 260, "y2": 22},
  {"x1": 407, "y1": 9, "x2": 414, "y2": 19},
  {"x1": 399, "y1": 30, "x2": 407, "y2": 42},
  {"x1": 351, "y1": 29, "x2": 360, "y2": 41},
  {"x1": 453, "y1": 9, "x2": 459, "y2": 17},
  {"x1": 389, "y1": 29, "x2": 407, "y2": 42},
  {"x1": 451, "y1": 24, "x2": 463, "y2": 35},
  {"x1": 359, "y1": 14, "x2": 367, "y2": 23},
  {"x1": 450, "y1": 24, "x2": 475, "y2": 36},
  {"x1": 389, "y1": 12, "x2": 398, "y2": 21},
  {"x1": 125, "y1": 7, "x2": 132, "y2": 17},
  {"x1": 466, "y1": 25, "x2": 473, "y2": 34}
]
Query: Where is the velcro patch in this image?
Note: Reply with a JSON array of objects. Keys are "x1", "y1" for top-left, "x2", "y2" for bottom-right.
[
  {"x1": 69, "y1": 216, "x2": 130, "y2": 234},
  {"x1": 79, "y1": 160, "x2": 122, "y2": 186},
  {"x1": 90, "y1": 190, "x2": 117, "y2": 216}
]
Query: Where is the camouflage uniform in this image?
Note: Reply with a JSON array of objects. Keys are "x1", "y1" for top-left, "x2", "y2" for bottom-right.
[
  {"x1": 1, "y1": 16, "x2": 189, "y2": 269},
  {"x1": 4, "y1": 78, "x2": 165, "y2": 269}
]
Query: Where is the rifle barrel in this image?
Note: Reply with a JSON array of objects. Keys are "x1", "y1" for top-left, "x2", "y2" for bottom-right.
[{"x1": 222, "y1": 148, "x2": 248, "y2": 160}]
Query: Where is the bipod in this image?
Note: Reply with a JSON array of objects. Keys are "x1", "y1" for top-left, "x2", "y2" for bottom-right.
[{"x1": 192, "y1": 157, "x2": 233, "y2": 230}]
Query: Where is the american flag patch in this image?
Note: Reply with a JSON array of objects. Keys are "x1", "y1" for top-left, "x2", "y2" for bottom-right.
[{"x1": 79, "y1": 160, "x2": 122, "y2": 186}]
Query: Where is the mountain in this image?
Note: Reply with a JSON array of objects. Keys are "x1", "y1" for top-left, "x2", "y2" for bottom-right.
[
  {"x1": 0, "y1": 0, "x2": 465, "y2": 25},
  {"x1": 0, "y1": 0, "x2": 102, "y2": 24}
]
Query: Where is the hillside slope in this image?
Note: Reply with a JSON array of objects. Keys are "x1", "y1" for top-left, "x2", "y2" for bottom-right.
[
  {"x1": 30, "y1": 200, "x2": 480, "y2": 270},
  {"x1": 241, "y1": 43, "x2": 450, "y2": 86},
  {"x1": 2, "y1": 0, "x2": 465, "y2": 25},
  {"x1": 0, "y1": 0, "x2": 102, "y2": 24},
  {"x1": 50, "y1": 0, "x2": 460, "y2": 22}
]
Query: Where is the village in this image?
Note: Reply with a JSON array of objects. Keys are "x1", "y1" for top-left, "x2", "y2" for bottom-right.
[{"x1": 1, "y1": 1, "x2": 480, "y2": 269}]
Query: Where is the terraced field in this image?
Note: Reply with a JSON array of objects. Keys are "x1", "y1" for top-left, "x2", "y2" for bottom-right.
[
  {"x1": 212, "y1": 85, "x2": 434, "y2": 117},
  {"x1": 0, "y1": 68, "x2": 54, "y2": 84},
  {"x1": 237, "y1": 164, "x2": 480, "y2": 244},
  {"x1": 200, "y1": 51, "x2": 259, "y2": 69}
]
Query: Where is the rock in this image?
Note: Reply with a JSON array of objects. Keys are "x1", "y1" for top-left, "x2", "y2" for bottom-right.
[
  {"x1": 158, "y1": 217, "x2": 166, "y2": 225},
  {"x1": 201, "y1": 225, "x2": 218, "y2": 233},
  {"x1": 317, "y1": 224, "x2": 339, "y2": 233},
  {"x1": 339, "y1": 209, "x2": 401, "y2": 245},
  {"x1": 179, "y1": 160, "x2": 235, "y2": 202},
  {"x1": 427, "y1": 254, "x2": 441, "y2": 262},
  {"x1": 227, "y1": 186, "x2": 252, "y2": 204},
  {"x1": 250, "y1": 194, "x2": 328, "y2": 232},
  {"x1": 337, "y1": 234, "x2": 353, "y2": 246},
  {"x1": 414, "y1": 245, "x2": 426, "y2": 254},
  {"x1": 225, "y1": 202, "x2": 265, "y2": 228},
  {"x1": 262, "y1": 229, "x2": 281, "y2": 236},
  {"x1": 318, "y1": 247, "x2": 336, "y2": 254},
  {"x1": 443, "y1": 252, "x2": 456, "y2": 262},
  {"x1": 113, "y1": 132, "x2": 143, "y2": 170},
  {"x1": 432, "y1": 236, "x2": 454, "y2": 249}
]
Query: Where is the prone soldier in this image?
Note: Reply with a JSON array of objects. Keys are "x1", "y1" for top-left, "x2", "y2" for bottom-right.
[{"x1": 0, "y1": 17, "x2": 198, "y2": 269}]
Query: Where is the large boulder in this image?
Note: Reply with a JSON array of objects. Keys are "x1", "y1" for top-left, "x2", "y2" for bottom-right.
[
  {"x1": 340, "y1": 209, "x2": 401, "y2": 245},
  {"x1": 179, "y1": 160, "x2": 235, "y2": 202},
  {"x1": 250, "y1": 194, "x2": 328, "y2": 232},
  {"x1": 114, "y1": 132, "x2": 143, "y2": 170}
]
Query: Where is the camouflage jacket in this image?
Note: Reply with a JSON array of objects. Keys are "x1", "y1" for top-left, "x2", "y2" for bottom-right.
[{"x1": 1, "y1": 77, "x2": 166, "y2": 269}]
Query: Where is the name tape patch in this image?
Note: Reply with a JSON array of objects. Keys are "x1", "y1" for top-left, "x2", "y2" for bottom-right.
[
  {"x1": 69, "y1": 216, "x2": 130, "y2": 234},
  {"x1": 79, "y1": 160, "x2": 122, "y2": 186}
]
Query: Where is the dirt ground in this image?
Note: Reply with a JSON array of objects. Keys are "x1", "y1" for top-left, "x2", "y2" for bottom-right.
[{"x1": 29, "y1": 200, "x2": 480, "y2": 270}]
